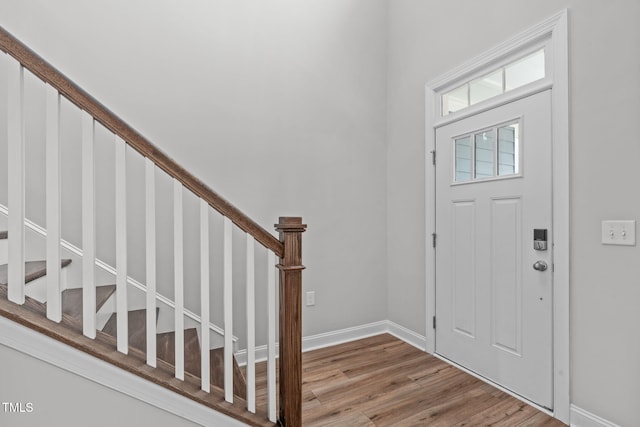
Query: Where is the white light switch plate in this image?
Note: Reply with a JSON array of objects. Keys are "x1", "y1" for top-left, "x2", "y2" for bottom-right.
[{"x1": 601, "y1": 220, "x2": 636, "y2": 246}]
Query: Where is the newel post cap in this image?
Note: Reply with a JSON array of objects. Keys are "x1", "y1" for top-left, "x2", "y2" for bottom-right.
[{"x1": 275, "y1": 217, "x2": 307, "y2": 233}]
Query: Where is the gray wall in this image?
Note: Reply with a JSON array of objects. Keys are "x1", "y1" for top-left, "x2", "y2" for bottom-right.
[
  {"x1": 386, "y1": 1, "x2": 640, "y2": 425},
  {"x1": 0, "y1": 344, "x2": 200, "y2": 427},
  {"x1": 0, "y1": 0, "x2": 389, "y2": 347}
]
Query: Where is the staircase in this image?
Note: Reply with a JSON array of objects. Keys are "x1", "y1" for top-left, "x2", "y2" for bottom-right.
[{"x1": 0, "y1": 26, "x2": 306, "y2": 426}]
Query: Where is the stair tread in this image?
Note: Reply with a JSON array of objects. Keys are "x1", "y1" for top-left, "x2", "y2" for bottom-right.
[
  {"x1": 102, "y1": 308, "x2": 159, "y2": 352},
  {"x1": 0, "y1": 230, "x2": 6, "y2": 239},
  {"x1": 59, "y1": 285, "x2": 117, "y2": 322},
  {"x1": 0, "y1": 259, "x2": 72, "y2": 286}
]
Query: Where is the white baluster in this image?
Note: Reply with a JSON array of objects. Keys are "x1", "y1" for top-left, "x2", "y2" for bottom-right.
[
  {"x1": 246, "y1": 234, "x2": 256, "y2": 413},
  {"x1": 7, "y1": 56, "x2": 25, "y2": 305},
  {"x1": 224, "y1": 216, "x2": 233, "y2": 403},
  {"x1": 115, "y1": 136, "x2": 128, "y2": 354},
  {"x1": 174, "y1": 180, "x2": 184, "y2": 380},
  {"x1": 267, "y1": 250, "x2": 277, "y2": 422},
  {"x1": 145, "y1": 158, "x2": 157, "y2": 367},
  {"x1": 45, "y1": 84, "x2": 62, "y2": 321},
  {"x1": 200, "y1": 199, "x2": 210, "y2": 392},
  {"x1": 81, "y1": 111, "x2": 96, "y2": 338}
]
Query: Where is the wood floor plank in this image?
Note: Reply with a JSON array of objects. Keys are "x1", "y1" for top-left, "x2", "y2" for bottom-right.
[
  {"x1": 452, "y1": 395, "x2": 539, "y2": 426},
  {"x1": 387, "y1": 382, "x2": 502, "y2": 426},
  {"x1": 516, "y1": 411, "x2": 566, "y2": 427},
  {"x1": 340, "y1": 343, "x2": 429, "y2": 379},
  {"x1": 364, "y1": 372, "x2": 483, "y2": 425},
  {"x1": 302, "y1": 334, "x2": 398, "y2": 369},
  {"x1": 310, "y1": 365, "x2": 418, "y2": 406},
  {"x1": 303, "y1": 368, "x2": 349, "y2": 390},
  {"x1": 305, "y1": 410, "x2": 375, "y2": 427}
]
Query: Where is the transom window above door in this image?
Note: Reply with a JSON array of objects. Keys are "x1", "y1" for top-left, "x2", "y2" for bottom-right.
[
  {"x1": 442, "y1": 49, "x2": 545, "y2": 116},
  {"x1": 454, "y1": 121, "x2": 520, "y2": 183}
]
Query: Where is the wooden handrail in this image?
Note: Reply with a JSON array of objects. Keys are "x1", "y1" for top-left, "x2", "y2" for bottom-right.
[{"x1": 0, "y1": 26, "x2": 284, "y2": 258}]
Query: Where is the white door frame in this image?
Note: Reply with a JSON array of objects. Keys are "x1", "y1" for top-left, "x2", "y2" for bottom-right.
[{"x1": 424, "y1": 10, "x2": 570, "y2": 424}]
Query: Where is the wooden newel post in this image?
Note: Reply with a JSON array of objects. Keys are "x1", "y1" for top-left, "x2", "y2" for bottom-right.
[{"x1": 275, "y1": 217, "x2": 306, "y2": 427}]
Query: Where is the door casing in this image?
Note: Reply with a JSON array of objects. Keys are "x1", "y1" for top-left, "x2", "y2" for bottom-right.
[{"x1": 424, "y1": 10, "x2": 570, "y2": 424}]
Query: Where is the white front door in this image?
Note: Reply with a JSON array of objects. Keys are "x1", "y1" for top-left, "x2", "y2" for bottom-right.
[{"x1": 435, "y1": 90, "x2": 553, "y2": 409}]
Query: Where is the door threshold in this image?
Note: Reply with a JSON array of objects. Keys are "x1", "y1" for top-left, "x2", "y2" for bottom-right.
[{"x1": 432, "y1": 352, "x2": 555, "y2": 418}]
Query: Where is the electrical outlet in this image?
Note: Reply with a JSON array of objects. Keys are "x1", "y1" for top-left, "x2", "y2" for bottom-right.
[
  {"x1": 306, "y1": 291, "x2": 316, "y2": 306},
  {"x1": 601, "y1": 220, "x2": 636, "y2": 246}
]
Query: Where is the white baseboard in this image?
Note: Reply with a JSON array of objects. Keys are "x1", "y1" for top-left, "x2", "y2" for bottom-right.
[
  {"x1": 386, "y1": 320, "x2": 427, "y2": 351},
  {"x1": 571, "y1": 405, "x2": 620, "y2": 427},
  {"x1": 235, "y1": 320, "x2": 426, "y2": 366},
  {"x1": 302, "y1": 320, "x2": 390, "y2": 353},
  {"x1": 0, "y1": 316, "x2": 247, "y2": 427}
]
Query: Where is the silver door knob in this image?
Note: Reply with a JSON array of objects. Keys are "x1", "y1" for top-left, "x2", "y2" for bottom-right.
[{"x1": 533, "y1": 260, "x2": 548, "y2": 271}]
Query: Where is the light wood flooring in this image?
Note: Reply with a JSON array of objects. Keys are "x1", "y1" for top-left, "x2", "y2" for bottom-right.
[{"x1": 255, "y1": 333, "x2": 566, "y2": 426}]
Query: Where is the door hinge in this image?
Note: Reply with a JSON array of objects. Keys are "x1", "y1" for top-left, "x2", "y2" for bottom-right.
[
  {"x1": 430, "y1": 150, "x2": 436, "y2": 165},
  {"x1": 432, "y1": 316, "x2": 436, "y2": 329},
  {"x1": 432, "y1": 232, "x2": 437, "y2": 248}
]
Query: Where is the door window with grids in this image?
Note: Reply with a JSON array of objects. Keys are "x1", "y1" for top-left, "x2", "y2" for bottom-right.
[{"x1": 454, "y1": 122, "x2": 520, "y2": 183}]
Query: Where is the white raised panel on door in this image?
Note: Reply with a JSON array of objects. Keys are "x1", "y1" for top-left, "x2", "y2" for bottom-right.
[
  {"x1": 451, "y1": 200, "x2": 476, "y2": 339},
  {"x1": 490, "y1": 197, "x2": 522, "y2": 356}
]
